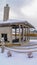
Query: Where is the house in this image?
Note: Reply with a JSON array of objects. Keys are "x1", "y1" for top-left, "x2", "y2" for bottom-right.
[{"x1": 0, "y1": 4, "x2": 35, "y2": 46}]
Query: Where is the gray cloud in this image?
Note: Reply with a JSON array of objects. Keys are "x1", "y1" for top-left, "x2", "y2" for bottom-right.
[
  {"x1": 6, "y1": 0, "x2": 32, "y2": 8},
  {"x1": 6, "y1": 0, "x2": 33, "y2": 19}
]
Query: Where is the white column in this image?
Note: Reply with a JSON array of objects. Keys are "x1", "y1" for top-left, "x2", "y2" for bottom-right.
[
  {"x1": 12, "y1": 27, "x2": 13, "y2": 42},
  {"x1": 15, "y1": 28, "x2": 17, "y2": 39},
  {"x1": 28, "y1": 28, "x2": 30, "y2": 40},
  {"x1": 19, "y1": 25, "x2": 21, "y2": 44},
  {"x1": 22, "y1": 25, "x2": 24, "y2": 43},
  {"x1": 9, "y1": 27, "x2": 12, "y2": 43},
  {"x1": 26, "y1": 28, "x2": 28, "y2": 41},
  {"x1": 25, "y1": 28, "x2": 26, "y2": 41},
  {"x1": 27, "y1": 27, "x2": 30, "y2": 40},
  {"x1": 27, "y1": 28, "x2": 29, "y2": 40}
]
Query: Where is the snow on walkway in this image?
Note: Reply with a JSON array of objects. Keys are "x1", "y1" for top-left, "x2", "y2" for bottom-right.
[
  {"x1": 0, "y1": 48, "x2": 37, "y2": 65},
  {"x1": 0, "y1": 40, "x2": 37, "y2": 65},
  {"x1": 5, "y1": 46, "x2": 37, "y2": 53}
]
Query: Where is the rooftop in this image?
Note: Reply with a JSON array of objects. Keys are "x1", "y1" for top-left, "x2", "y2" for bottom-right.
[{"x1": 0, "y1": 19, "x2": 35, "y2": 28}]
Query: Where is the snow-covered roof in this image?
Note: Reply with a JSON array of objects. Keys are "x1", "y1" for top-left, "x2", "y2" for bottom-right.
[
  {"x1": 0, "y1": 19, "x2": 29, "y2": 24},
  {"x1": 0, "y1": 19, "x2": 35, "y2": 28},
  {"x1": 0, "y1": 19, "x2": 24, "y2": 24}
]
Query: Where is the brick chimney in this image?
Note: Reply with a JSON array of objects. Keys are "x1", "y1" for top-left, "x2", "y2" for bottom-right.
[{"x1": 3, "y1": 4, "x2": 10, "y2": 21}]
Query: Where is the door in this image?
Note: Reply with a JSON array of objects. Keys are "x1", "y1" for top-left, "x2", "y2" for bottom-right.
[{"x1": 1, "y1": 34, "x2": 7, "y2": 42}]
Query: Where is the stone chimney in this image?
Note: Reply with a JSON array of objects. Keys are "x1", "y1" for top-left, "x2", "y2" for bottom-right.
[{"x1": 3, "y1": 4, "x2": 10, "y2": 21}]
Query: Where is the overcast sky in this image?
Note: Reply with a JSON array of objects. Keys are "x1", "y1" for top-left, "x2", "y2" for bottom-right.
[{"x1": 0, "y1": 0, "x2": 37, "y2": 29}]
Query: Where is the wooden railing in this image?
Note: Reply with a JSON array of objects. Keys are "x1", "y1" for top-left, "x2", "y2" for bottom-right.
[{"x1": 12, "y1": 34, "x2": 37, "y2": 37}]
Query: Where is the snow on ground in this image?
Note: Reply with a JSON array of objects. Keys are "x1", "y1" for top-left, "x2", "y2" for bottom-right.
[
  {"x1": 29, "y1": 40, "x2": 37, "y2": 44},
  {"x1": 0, "y1": 47, "x2": 37, "y2": 65},
  {"x1": 0, "y1": 40, "x2": 37, "y2": 65},
  {"x1": 30, "y1": 40, "x2": 37, "y2": 42}
]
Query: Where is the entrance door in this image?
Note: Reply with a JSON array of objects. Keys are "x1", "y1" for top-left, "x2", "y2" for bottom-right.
[{"x1": 1, "y1": 34, "x2": 7, "y2": 42}]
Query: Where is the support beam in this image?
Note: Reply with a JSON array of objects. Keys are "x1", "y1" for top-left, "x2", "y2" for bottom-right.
[
  {"x1": 26, "y1": 28, "x2": 29, "y2": 41},
  {"x1": 15, "y1": 28, "x2": 17, "y2": 39},
  {"x1": 22, "y1": 25, "x2": 24, "y2": 43},
  {"x1": 25, "y1": 28, "x2": 26, "y2": 41},
  {"x1": 26, "y1": 28, "x2": 28, "y2": 41},
  {"x1": 9, "y1": 27, "x2": 12, "y2": 43},
  {"x1": 19, "y1": 25, "x2": 21, "y2": 44},
  {"x1": 12, "y1": 27, "x2": 13, "y2": 42},
  {"x1": 27, "y1": 27, "x2": 30, "y2": 40},
  {"x1": 28, "y1": 28, "x2": 30, "y2": 40},
  {"x1": 21, "y1": 27, "x2": 23, "y2": 40}
]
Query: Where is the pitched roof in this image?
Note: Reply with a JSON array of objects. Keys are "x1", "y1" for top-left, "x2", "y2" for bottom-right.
[{"x1": 0, "y1": 19, "x2": 35, "y2": 28}]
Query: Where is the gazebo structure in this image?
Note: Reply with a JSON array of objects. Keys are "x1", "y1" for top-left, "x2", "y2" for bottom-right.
[
  {"x1": 0, "y1": 4, "x2": 35, "y2": 46},
  {"x1": 0, "y1": 19, "x2": 35, "y2": 46}
]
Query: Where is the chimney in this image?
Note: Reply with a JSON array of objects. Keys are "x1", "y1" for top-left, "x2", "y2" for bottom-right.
[{"x1": 3, "y1": 4, "x2": 10, "y2": 21}]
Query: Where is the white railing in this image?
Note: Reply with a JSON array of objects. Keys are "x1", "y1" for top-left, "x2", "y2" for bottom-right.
[{"x1": 3, "y1": 46, "x2": 37, "y2": 53}]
